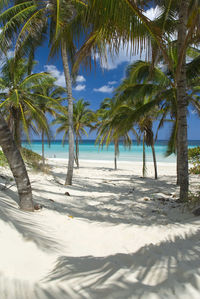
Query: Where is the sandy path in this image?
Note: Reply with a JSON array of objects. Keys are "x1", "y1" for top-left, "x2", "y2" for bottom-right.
[{"x1": 0, "y1": 159, "x2": 200, "y2": 298}]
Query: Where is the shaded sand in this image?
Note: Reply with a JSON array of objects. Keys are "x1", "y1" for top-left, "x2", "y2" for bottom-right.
[{"x1": 0, "y1": 159, "x2": 200, "y2": 299}]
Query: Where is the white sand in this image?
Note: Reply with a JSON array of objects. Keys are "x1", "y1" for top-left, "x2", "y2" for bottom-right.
[{"x1": 0, "y1": 159, "x2": 200, "y2": 299}]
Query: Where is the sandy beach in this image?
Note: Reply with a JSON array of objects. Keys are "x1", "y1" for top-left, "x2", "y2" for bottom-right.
[{"x1": 0, "y1": 159, "x2": 200, "y2": 299}]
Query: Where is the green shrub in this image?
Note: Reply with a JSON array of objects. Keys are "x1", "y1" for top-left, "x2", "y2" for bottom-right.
[
  {"x1": 0, "y1": 150, "x2": 8, "y2": 167},
  {"x1": 21, "y1": 147, "x2": 43, "y2": 164},
  {"x1": 188, "y1": 146, "x2": 200, "y2": 174},
  {"x1": 189, "y1": 165, "x2": 200, "y2": 174},
  {"x1": 187, "y1": 190, "x2": 200, "y2": 209},
  {"x1": 21, "y1": 147, "x2": 50, "y2": 172},
  {"x1": 0, "y1": 147, "x2": 49, "y2": 173}
]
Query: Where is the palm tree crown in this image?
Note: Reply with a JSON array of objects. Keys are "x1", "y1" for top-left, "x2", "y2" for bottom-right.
[
  {"x1": 0, "y1": 57, "x2": 56, "y2": 147},
  {"x1": 53, "y1": 98, "x2": 95, "y2": 168}
]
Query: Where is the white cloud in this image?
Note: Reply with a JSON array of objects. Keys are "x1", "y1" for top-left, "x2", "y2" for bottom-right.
[
  {"x1": 143, "y1": 6, "x2": 163, "y2": 20},
  {"x1": 93, "y1": 85, "x2": 114, "y2": 93},
  {"x1": 94, "y1": 41, "x2": 147, "y2": 70},
  {"x1": 191, "y1": 110, "x2": 198, "y2": 115},
  {"x1": 74, "y1": 84, "x2": 86, "y2": 91},
  {"x1": 144, "y1": 6, "x2": 177, "y2": 41},
  {"x1": 0, "y1": 87, "x2": 8, "y2": 93},
  {"x1": 108, "y1": 81, "x2": 117, "y2": 85},
  {"x1": 0, "y1": 50, "x2": 15, "y2": 75},
  {"x1": 44, "y1": 65, "x2": 87, "y2": 89},
  {"x1": 92, "y1": 7, "x2": 164, "y2": 71},
  {"x1": 7, "y1": 50, "x2": 14, "y2": 59},
  {"x1": 76, "y1": 75, "x2": 86, "y2": 83},
  {"x1": 44, "y1": 65, "x2": 66, "y2": 87}
]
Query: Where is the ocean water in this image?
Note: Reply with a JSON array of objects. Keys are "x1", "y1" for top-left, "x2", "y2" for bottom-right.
[{"x1": 22, "y1": 140, "x2": 200, "y2": 163}]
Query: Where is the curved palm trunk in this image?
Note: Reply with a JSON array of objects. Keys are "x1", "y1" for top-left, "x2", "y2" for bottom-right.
[
  {"x1": 75, "y1": 136, "x2": 79, "y2": 169},
  {"x1": 151, "y1": 142, "x2": 158, "y2": 180},
  {"x1": 176, "y1": 0, "x2": 189, "y2": 200},
  {"x1": 0, "y1": 114, "x2": 34, "y2": 211},
  {"x1": 142, "y1": 134, "x2": 146, "y2": 177},
  {"x1": 42, "y1": 129, "x2": 45, "y2": 167},
  {"x1": 61, "y1": 38, "x2": 74, "y2": 185},
  {"x1": 12, "y1": 108, "x2": 21, "y2": 148}
]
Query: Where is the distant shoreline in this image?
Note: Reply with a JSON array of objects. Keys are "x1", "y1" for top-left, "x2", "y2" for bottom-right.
[
  {"x1": 20, "y1": 140, "x2": 200, "y2": 163},
  {"x1": 48, "y1": 157, "x2": 177, "y2": 166},
  {"x1": 22, "y1": 139, "x2": 200, "y2": 142},
  {"x1": 21, "y1": 140, "x2": 200, "y2": 163}
]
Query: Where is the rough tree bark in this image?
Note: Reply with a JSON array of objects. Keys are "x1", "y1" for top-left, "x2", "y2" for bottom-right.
[
  {"x1": 151, "y1": 142, "x2": 158, "y2": 180},
  {"x1": 61, "y1": 38, "x2": 74, "y2": 185},
  {"x1": 176, "y1": 134, "x2": 180, "y2": 185},
  {"x1": 114, "y1": 140, "x2": 118, "y2": 170},
  {"x1": 75, "y1": 136, "x2": 79, "y2": 169},
  {"x1": 176, "y1": 0, "x2": 189, "y2": 200},
  {"x1": 142, "y1": 134, "x2": 146, "y2": 177},
  {"x1": 0, "y1": 114, "x2": 34, "y2": 211},
  {"x1": 42, "y1": 129, "x2": 45, "y2": 167}
]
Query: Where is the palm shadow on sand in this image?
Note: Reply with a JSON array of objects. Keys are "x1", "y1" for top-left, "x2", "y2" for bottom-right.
[{"x1": 41, "y1": 229, "x2": 200, "y2": 298}]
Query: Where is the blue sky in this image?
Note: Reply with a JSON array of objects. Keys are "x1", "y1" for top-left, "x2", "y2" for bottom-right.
[
  {"x1": 33, "y1": 47, "x2": 200, "y2": 140},
  {"x1": 1, "y1": 6, "x2": 199, "y2": 140},
  {"x1": 34, "y1": 45, "x2": 200, "y2": 140},
  {"x1": 30, "y1": 6, "x2": 200, "y2": 141}
]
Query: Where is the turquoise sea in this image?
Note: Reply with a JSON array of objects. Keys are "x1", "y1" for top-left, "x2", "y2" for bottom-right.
[{"x1": 22, "y1": 140, "x2": 200, "y2": 163}]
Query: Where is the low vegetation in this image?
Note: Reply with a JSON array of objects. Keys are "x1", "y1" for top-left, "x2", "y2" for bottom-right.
[
  {"x1": 0, "y1": 148, "x2": 49, "y2": 172},
  {"x1": 0, "y1": 150, "x2": 8, "y2": 167},
  {"x1": 188, "y1": 147, "x2": 200, "y2": 174}
]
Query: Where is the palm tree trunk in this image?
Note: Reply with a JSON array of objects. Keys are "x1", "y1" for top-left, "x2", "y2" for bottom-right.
[
  {"x1": 176, "y1": 0, "x2": 189, "y2": 200},
  {"x1": 61, "y1": 38, "x2": 74, "y2": 185},
  {"x1": 114, "y1": 140, "x2": 118, "y2": 170},
  {"x1": 13, "y1": 108, "x2": 21, "y2": 148},
  {"x1": 75, "y1": 136, "x2": 79, "y2": 169},
  {"x1": 0, "y1": 114, "x2": 34, "y2": 211},
  {"x1": 142, "y1": 134, "x2": 146, "y2": 177},
  {"x1": 151, "y1": 142, "x2": 158, "y2": 180},
  {"x1": 176, "y1": 134, "x2": 180, "y2": 185},
  {"x1": 42, "y1": 129, "x2": 45, "y2": 167}
]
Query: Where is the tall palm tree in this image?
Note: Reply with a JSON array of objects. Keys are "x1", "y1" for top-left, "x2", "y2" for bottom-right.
[
  {"x1": 138, "y1": 116, "x2": 158, "y2": 179},
  {"x1": 0, "y1": 2, "x2": 34, "y2": 211},
  {"x1": 116, "y1": 48, "x2": 200, "y2": 181},
  {"x1": 32, "y1": 78, "x2": 66, "y2": 167},
  {"x1": 74, "y1": 0, "x2": 200, "y2": 201},
  {"x1": 1, "y1": 0, "x2": 200, "y2": 199},
  {"x1": 73, "y1": 99, "x2": 95, "y2": 168},
  {"x1": 0, "y1": 0, "x2": 87, "y2": 185},
  {"x1": 95, "y1": 98, "x2": 132, "y2": 170},
  {"x1": 53, "y1": 99, "x2": 95, "y2": 168},
  {"x1": 111, "y1": 94, "x2": 159, "y2": 178},
  {"x1": 114, "y1": 60, "x2": 174, "y2": 179}
]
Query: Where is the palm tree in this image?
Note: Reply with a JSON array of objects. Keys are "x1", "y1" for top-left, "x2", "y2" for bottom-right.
[
  {"x1": 112, "y1": 95, "x2": 159, "y2": 178},
  {"x1": 73, "y1": 99, "x2": 95, "y2": 168},
  {"x1": 53, "y1": 99, "x2": 95, "y2": 168},
  {"x1": 115, "y1": 48, "x2": 200, "y2": 182},
  {"x1": 0, "y1": 57, "x2": 55, "y2": 148},
  {"x1": 1, "y1": 0, "x2": 200, "y2": 198},
  {"x1": 0, "y1": 0, "x2": 87, "y2": 185},
  {"x1": 74, "y1": 0, "x2": 200, "y2": 201},
  {"x1": 32, "y1": 78, "x2": 66, "y2": 167},
  {"x1": 95, "y1": 98, "x2": 132, "y2": 170},
  {"x1": 0, "y1": 2, "x2": 34, "y2": 211},
  {"x1": 114, "y1": 60, "x2": 174, "y2": 179},
  {"x1": 138, "y1": 116, "x2": 158, "y2": 179}
]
